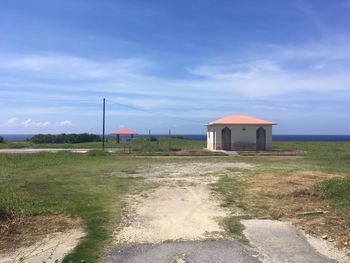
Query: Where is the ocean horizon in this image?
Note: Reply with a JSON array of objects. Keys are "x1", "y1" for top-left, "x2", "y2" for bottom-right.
[{"x1": 1, "y1": 134, "x2": 350, "y2": 142}]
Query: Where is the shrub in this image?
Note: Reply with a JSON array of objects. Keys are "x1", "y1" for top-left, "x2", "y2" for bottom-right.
[
  {"x1": 172, "y1": 136, "x2": 185, "y2": 139},
  {"x1": 0, "y1": 136, "x2": 4, "y2": 143},
  {"x1": 147, "y1": 136, "x2": 158, "y2": 142}
]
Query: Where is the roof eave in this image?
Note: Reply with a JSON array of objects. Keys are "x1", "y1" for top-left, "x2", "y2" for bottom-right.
[{"x1": 206, "y1": 122, "x2": 277, "y2": 126}]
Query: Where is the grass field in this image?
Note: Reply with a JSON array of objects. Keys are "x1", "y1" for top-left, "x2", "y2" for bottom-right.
[
  {"x1": 0, "y1": 151, "x2": 155, "y2": 262},
  {"x1": 0, "y1": 137, "x2": 206, "y2": 153},
  {"x1": 1, "y1": 141, "x2": 350, "y2": 261}
]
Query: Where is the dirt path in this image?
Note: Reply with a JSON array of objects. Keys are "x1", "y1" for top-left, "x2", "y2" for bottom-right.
[
  {"x1": 113, "y1": 161, "x2": 251, "y2": 244},
  {"x1": 110, "y1": 160, "x2": 350, "y2": 263}
]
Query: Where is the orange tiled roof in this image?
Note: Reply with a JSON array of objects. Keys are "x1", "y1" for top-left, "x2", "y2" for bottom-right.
[{"x1": 208, "y1": 115, "x2": 276, "y2": 125}]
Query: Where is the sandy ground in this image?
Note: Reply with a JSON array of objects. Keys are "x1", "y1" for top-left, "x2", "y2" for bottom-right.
[
  {"x1": 303, "y1": 231, "x2": 350, "y2": 263},
  {"x1": 242, "y1": 219, "x2": 349, "y2": 263},
  {"x1": 115, "y1": 184, "x2": 228, "y2": 243},
  {"x1": 114, "y1": 162, "x2": 251, "y2": 244},
  {"x1": 110, "y1": 161, "x2": 253, "y2": 178},
  {"x1": 0, "y1": 228, "x2": 85, "y2": 263}
]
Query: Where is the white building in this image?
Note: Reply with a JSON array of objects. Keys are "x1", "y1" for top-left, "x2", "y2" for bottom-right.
[{"x1": 206, "y1": 115, "x2": 276, "y2": 151}]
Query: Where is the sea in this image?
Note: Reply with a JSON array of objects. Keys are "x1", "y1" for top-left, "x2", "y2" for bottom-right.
[{"x1": 1, "y1": 134, "x2": 350, "y2": 142}]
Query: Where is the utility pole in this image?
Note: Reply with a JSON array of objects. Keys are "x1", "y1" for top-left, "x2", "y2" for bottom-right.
[
  {"x1": 102, "y1": 98, "x2": 106, "y2": 150},
  {"x1": 168, "y1": 129, "x2": 171, "y2": 152}
]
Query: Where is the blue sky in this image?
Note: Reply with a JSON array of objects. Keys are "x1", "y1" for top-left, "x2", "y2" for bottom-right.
[{"x1": 1, "y1": 0, "x2": 350, "y2": 134}]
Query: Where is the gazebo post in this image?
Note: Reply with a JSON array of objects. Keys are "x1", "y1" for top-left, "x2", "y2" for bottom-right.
[{"x1": 111, "y1": 128, "x2": 137, "y2": 153}]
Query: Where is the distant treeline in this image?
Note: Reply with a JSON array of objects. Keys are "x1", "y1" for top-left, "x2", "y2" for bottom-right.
[{"x1": 30, "y1": 133, "x2": 101, "y2": 144}]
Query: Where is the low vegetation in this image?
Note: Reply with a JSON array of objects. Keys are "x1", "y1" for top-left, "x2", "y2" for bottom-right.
[
  {"x1": 0, "y1": 137, "x2": 206, "y2": 153},
  {"x1": 131, "y1": 137, "x2": 205, "y2": 153},
  {"x1": 30, "y1": 133, "x2": 101, "y2": 144}
]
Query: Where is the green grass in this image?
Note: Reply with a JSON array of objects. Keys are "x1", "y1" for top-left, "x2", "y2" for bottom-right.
[
  {"x1": 131, "y1": 138, "x2": 205, "y2": 153},
  {"x1": 0, "y1": 152, "x2": 152, "y2": 262},
  {"x1": 211, "y1": 176, "x2": 248, "y2": 209},
  {"x1": 0, "y1": 140, "x2": 121, "y2": 149},
  {"x1": 274, "y1": 142, "x2": 350, "y2": 174},
  {"x1": 0, "y1": 137, "x2": 206, "y2": 154},
  {"x1": 321, "y1": 177, "x2": 350, "y2": 210},
  {"x1": 222, "y1": 217, "x2": 249, "y2": 245}
]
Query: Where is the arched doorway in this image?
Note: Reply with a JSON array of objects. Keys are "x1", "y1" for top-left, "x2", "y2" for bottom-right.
[
  {"x1": 222, "y1": 127, "x2": 231, "y2": 150},
  {"x1": 256, "y1": 127, "x2": 266, "y2": 150}
]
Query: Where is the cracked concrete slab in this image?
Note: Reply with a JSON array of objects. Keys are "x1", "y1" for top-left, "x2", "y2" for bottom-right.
[
  {"x1": 103, "y1": 240, "x2": 260, "y2": 263},
  {"x1": 242, "y1": 219, "x2": 338, "y2": 263}
]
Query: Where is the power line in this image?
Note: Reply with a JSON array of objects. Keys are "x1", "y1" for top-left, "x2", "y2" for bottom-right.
[{"x1": 107, "y1": 98, "x2": 205, "y2": 124}]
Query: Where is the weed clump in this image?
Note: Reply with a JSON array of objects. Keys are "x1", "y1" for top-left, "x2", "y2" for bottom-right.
[{"x1": 87, "y1": 150, "x2": 110, "y2": 157}]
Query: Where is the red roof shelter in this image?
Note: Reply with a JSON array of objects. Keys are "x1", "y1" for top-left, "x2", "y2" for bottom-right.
[
  {"x1": 111, "y1": 128, "x2": 138, "y2": 135},
  {"x1": 111, "y1": 128, "x2": 138, "y2": 144}
]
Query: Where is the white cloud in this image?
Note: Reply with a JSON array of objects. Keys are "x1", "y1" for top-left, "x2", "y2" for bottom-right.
[
  {"x1": 0, "y1": 53, "x2": 149, "y2": 80},
  {"x1": 3, "y1": 117, "x2": 50, "y2": 127},
  {"x1": 2, "y1": 39, "x2": 349, "y2": 105},
  {"x1": 6, "y1": 117, "x2": 19, "y2": 126},
  {"x1": 58, "y1": 120, "x2": 74, "y2": 127},
  {"x1": 21, "y1": 119, "x2": 50, "y2": 127}
]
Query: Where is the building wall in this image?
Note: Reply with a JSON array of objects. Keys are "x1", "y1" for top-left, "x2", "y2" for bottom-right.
[{"x1": 207, "y1": 124, "x2": 273, "y2": 151}]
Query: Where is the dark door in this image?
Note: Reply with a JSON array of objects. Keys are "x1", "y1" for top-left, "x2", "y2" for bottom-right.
[
  {"x1": 222, "y1": 127, "x2": 231, "y2": 150},
  {"x1": 256, "y1": 127, "x2": 266, "y2": 150}
]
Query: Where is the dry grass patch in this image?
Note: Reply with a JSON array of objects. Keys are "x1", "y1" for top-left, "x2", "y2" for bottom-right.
[
  {"x1": 247, "y1": 171, "x2": 343, "y2": 196},
  {"x1": 240, "y1": 171, "x2": 349, "y2": 253},
  {"x1": 0, "y1": 214, "x2": 82, "y2": 253}
]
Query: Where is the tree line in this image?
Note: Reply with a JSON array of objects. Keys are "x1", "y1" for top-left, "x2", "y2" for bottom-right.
[{"x1": 30, "y1": 133, "x2": 101, "y2": 144}]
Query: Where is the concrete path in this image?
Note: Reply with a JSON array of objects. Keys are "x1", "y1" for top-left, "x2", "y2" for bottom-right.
[
  {"x1": 103, "y1": 240, "x2": 260, "y2": 263},
  {"x1": 242, "y1": 219, "x2": 338, "y2": 263}
]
